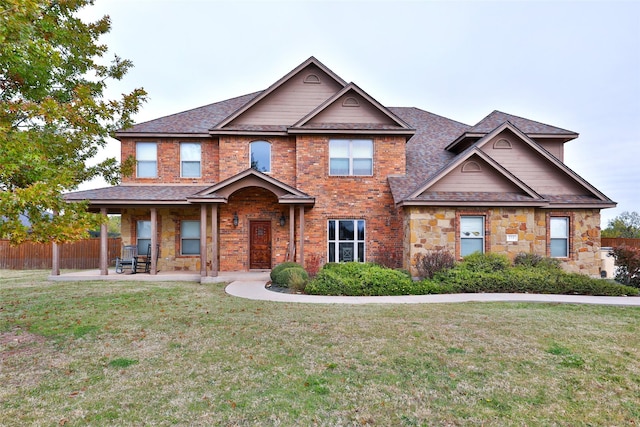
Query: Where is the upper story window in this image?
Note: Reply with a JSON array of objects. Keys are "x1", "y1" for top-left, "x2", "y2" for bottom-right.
[
  {"x1": 329, "y1": 139, "x2": 373, "y2": 176},
  {"x1": 180, "y1": 142, "x2": 201, "y2": 178},
  {"x1": 250, "y1": 141, "x2": 271, "y2": 173},
  {"x1": 136, "y1": 142, "x2": 157, "y2": 178},
  {"x1": 550, "y1": 217, "x2": 569, "y2": 258}
]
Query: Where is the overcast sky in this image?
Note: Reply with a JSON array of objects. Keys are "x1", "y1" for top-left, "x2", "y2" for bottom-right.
[{"x1": 79, "y1": 0, "x2": 640, "y2": 225}]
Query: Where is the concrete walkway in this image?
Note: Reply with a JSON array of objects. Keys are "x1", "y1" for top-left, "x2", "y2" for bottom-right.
[{"x1": 226, "y1": 279, "x2": 640, "y2": 306}]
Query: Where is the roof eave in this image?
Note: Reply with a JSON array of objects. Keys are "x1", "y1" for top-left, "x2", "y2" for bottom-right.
[
  {"x1": 544, "y1": 202, "x2": 617, "y2": 209},
  {"x1": 115, "y1": 132, "x2": 210, "y2": 139},
  {"x1": 287, "y1": 128, "x2": 416, "y2": 136},
  {"x1": 209, "y1": 130, "x2": 289, "y2": 136},
  {"x1": 397, "y1": 200, "x2": 549, "y2": 207}
]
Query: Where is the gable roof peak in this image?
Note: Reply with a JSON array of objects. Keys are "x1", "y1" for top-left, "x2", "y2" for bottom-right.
[
  {"x1": 212, "y1": 56, "x2": 348, "y2": 130},
  {"x1": 471, "y1": 110, "x2": 578, "y2": 136}
]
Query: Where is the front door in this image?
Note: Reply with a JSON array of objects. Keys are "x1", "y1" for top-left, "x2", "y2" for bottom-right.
[{"x1": 250, "y1": 220, "x2": 272, "y2": 269}]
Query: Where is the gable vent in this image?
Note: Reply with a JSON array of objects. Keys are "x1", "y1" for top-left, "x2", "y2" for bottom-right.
[
  {"x1": 303, "y1": 74, "x2": 321, "y2": 84},
  {"x1": 342, "y1": 96, "x2": 360, "y2": 107},
  {"x1": 493, "y1": 138, "x2": 512, "y2": 149},
  {"x1": 461, "y1": 161, "x2": 482, "y2": 173}
]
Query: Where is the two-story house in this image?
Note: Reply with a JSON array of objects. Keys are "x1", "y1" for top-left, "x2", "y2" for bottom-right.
[{"x1": 64, "y1": 57, "x2": 615, "y2": 279}]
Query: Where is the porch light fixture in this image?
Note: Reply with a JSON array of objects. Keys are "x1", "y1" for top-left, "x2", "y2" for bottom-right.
[
  {"x1": 279, "y1": 214, "x2": 286, "y2": 227},
  {"x1": 233, "y1": 212, "x2": 239, "y2": 227}
]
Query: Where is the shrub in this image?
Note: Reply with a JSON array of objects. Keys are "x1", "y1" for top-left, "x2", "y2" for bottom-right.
[
  {"x1": 270, "y1": 262, "x2": 301, "y2": 282},
  {"x1": 414, "y1": 250, "x2": 456, "y2": 279},
  {"x1": 610, "y1": 245, "x2": 640, "y2": 288},
  {"x1": 274, "y1": 266, "x2": 309, "y2": 287},
  {"x1": 305, "y1": 262, "x2": 413, "y2": 296},
  {"x1": 288, "y1": 269, "x2": 308, "y2": 293},
  {"x1": 513, "y1": 252, "x2": 561, "y2": 270},
  {"x1": 304, "y1": 258, "x2": 640, "y2": 297},
  {"x1": 305, "y1": 267, "x2": 360, "y2": 296},
  {"x1": 460, "y1": 252, "x2": 510, "y2": 273}
]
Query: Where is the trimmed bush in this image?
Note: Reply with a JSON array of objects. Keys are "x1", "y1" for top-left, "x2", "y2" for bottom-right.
[
  {"x1": 304, "y1": 258, "x2": 640, "y2": 297},
  {"x1": 513, "y1": 252, "x2": 561, "y2": 270},
  {"x1": 273, "y1": 266, "x2": 309, "y2": 287},
  {"x1": 306, "y1": 262, "x2": 413, "y2": 296},
  {"x1": 460, "y1": 252, "x2": 510, "y2": 273},
  {"x1": 270, "y1": 262, "x2": 301, "y2": 282}
]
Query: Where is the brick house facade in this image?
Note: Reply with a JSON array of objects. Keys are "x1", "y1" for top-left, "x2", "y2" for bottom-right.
[{"x1": 65, "y1": 57, "x2": 615, "y2": 279}]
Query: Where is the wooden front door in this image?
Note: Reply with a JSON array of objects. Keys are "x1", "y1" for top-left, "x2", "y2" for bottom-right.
[{"x1": 250, "y1": 220, "x2": 272, "y2": 269}]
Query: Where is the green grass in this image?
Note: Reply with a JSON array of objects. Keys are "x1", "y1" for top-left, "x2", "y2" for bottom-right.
[{"x1": 1, "y1": 270, "x2": 640, "y2": 426}]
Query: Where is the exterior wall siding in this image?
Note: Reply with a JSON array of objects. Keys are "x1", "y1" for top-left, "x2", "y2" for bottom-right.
[
  {"x1": 481, "y1": 132, "x2": 584, "y2": 195},
  {"x1": 405, "y1": 206, "x2": 601, "y2": 277}
]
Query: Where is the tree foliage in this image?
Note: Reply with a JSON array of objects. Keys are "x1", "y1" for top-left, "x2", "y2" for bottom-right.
[
  {"x1": 610, "y1": 246, "x2": 640, "y2": 288},
  {"x1": 602, "y1": 211, "x2": 640, "y2": 238},
  {"x1": 0, "y1": 0, "x2": 146, "y2": 243}
]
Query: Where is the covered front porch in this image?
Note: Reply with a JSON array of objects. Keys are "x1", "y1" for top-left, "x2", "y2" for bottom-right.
[{"x1": 58, "y1": 169, "x2": 315, "y2": 278}]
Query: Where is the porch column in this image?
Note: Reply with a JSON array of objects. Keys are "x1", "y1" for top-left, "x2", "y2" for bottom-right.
[
  {"x1": 289, "y1": 205, "x2": 295, "y2": 261},
  {"x1": 200, "y1": 204, "x2": 207, "y2": 277},
  {"x1": 52, "y1": 241, "x2": 60, "y2": 276},
  {"x1": 99, "y1": 208, "x2": 108, "y2": 276},
  {"x1": 298, "y1": 206, "x2": 305, "y2": 267},
  {"x1": 51, "y1": 210, "x2": 60, "y2": 276},
  {"x1": 209, "y1": 204, "x2": 218, "y2": 277},
  {"x1": 150, "y1": 207, "x2": 158, "y2": 275}
]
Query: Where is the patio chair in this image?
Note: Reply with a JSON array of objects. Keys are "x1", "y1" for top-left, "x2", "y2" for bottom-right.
[
  {"x1": 135, "y1": 243, "x2": 159, "y2": 273},
  {"x1": 115, "y1": 245, "x2": 138, "y2": 273}
]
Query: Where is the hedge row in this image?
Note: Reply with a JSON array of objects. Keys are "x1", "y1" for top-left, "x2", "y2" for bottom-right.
[{"x1": 302, "y1": 255, "x2": 639, "y2": 297}]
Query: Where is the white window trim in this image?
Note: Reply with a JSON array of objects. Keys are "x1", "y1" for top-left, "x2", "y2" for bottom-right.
[
  {"x1": 327, "y1": 219, "x2": 366, "y2": 263},
  {"x1": 180, "y1": 220, "x2": 201, "y2": 256},
  {"x1": 550, "y1": 217, "x2": 570, "y2": 258},
  {"x1": 329, "y1": 139, "x2": 373, "y2": 176},
  {"x1": 180, "y1": 142, "x2": 202, "y2": 178},
  {"x1": 136, "y1": 142, "x2": 157, "y2": 178},
  {"x1": 460, "y1": 216, "x2": 485, "y2": 257}
]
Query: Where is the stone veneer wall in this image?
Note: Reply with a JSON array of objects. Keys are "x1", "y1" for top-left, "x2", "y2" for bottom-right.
[{"x1": 405, "y1": 207, "x2": 602, "y2": 277}]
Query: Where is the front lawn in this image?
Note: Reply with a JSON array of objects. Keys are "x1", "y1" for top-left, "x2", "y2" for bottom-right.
[{"x1": 1, "y1": 270, "x2": 640, "y2": 426}]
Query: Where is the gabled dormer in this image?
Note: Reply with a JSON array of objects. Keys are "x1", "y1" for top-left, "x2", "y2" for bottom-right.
[
  {"x1": 446, "y1": 110, "x2": 578, "y2": 161},
  {"x1": 289, "y1": 83, "x2": 415, "y2": 139}
]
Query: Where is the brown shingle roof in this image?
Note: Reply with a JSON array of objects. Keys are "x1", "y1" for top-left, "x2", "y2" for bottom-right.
[
  {"x1": 467, "y1": 110, "x2": 577, "y2": 136},
  {"x1": 387, "y1": 107, "x2": 470, "y2": 202},
  {"x1": 65, "y1": 185, "x2": 210, "y2": 202},
  {"x1": 117, "y1": 92, "x2": 262, "y2": 135}
]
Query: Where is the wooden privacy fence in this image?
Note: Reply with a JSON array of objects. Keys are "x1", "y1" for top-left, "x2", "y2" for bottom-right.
[
  {"x1": 601, "y1": 238, "x2": 640, "y2": 248},
  {"x1": 0, "y1": 238, "x2": 122, "y2": 270}
]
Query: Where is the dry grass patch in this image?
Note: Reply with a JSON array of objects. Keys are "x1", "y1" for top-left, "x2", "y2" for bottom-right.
[{"x1": 1, "y1": 270, "x2": 639, "y2": 426}]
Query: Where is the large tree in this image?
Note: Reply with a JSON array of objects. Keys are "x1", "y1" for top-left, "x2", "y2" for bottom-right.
[
  {"x1": 602, "y1": 211, "x2": 640, "y2": 239},
  {"x1": 0, "y1": 0, "x2": 146, "y2": 244}
]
